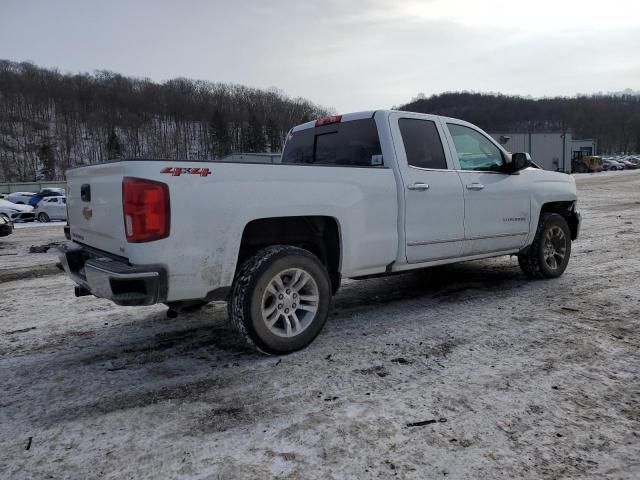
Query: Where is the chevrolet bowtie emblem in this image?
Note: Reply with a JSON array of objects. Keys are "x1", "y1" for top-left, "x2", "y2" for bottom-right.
[{"x1": 82, "y1": 206, "x2": 93, "y2": 220}]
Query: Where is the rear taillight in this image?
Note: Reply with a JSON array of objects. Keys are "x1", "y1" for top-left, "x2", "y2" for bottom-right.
[
  {"x1": 315, "y1": 115, "x2": 342, "y2": 127},
  {"x1": 122, "y1": 177, "x2": 170, "y2": 243}
]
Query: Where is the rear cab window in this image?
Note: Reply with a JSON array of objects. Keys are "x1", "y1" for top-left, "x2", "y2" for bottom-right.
[{"x1": 282, "y1": 118, "x2": 383, "y2": 167}]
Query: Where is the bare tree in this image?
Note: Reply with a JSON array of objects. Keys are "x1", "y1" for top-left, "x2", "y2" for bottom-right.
[{"x1": 0, "y1": 60, "x2": 327, "y2": 181}]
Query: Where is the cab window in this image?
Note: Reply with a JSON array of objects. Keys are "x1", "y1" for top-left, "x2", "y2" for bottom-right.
[
  {"x1": 447, "y1": 124, "x2": 504, "y2": 172},
  {"x1": 399, "y1": 119, "x2": 447, "y2": 170},
  {"x1": 282, "y1": 119, "x2": 382, "y2": 167}
]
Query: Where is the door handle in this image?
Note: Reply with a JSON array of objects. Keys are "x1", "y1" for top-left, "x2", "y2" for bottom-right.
[
  {"x1": 466, "y1": 183, "x2": 485, "y2": 190},
  {"x1": 407, "y1": 183, "x2": 429, "y2": 191}
]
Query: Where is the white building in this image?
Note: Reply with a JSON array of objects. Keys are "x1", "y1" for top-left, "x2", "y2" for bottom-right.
[
  {"x1": 571, "y1": 138, "x2": 598, "y2": 159},
  {"x1": 489, "y1": 131, "x2": 572, "y2": 173},
  {"x1": 489, "y1": 131, "x2": 598, "y2": 173}
]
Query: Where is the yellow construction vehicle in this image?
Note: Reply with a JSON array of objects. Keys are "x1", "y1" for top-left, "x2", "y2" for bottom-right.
[{"x1": 572, "y1": 154, "x2": 603, "y2": 173}]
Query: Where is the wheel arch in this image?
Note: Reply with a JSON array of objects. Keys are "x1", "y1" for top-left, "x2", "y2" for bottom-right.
[
  {"x1": 539, "y1": 201, "x2": 579, "y2": 240},
  {"x1": 236, "y1": 215, "x2": 342, "y2": 293}
]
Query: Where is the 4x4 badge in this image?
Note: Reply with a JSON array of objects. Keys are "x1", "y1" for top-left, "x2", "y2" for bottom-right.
[{"x1": 160, "y1": 167, "x2": 211, "y2": 177}]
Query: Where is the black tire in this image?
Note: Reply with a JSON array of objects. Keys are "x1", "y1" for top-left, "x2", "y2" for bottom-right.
[
  {"x1": 38, "y1": 212, "x2": 50, "y2": 222},
  {"x1": 518, "y1": 213, "x2": 572, "y2": 279},
  {"x1": 228, "y1": 245, "x2": 332, "y2": 354}
]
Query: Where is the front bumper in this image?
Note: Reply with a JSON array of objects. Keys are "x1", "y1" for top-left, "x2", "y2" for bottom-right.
[
  {"x1": 58, "y1": 244, "x2": 167, "y2": 306},
  {"x1": 574, "y1": 210, "x2": 582, "y2": 239},
  {"x1": 10, "y1": 212, "x2": 35, "y2": 222}
]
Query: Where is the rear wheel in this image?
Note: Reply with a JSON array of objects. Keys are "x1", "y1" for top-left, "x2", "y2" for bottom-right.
[
  {"x1": 518, "y1": 213, "x2": 572, "y2": 279},
  {"x1": 228, "y1": 245, "x2": 332, "y2": 354},
  {"x1": 38, "y1": 212, "x2": 50, "y2": 222}
]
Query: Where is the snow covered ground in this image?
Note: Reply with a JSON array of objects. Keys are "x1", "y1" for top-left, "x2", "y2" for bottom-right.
[
  {"x1": 13, "y1": 220, "x2": 66, "y2": 229},
  {"x1": 1, "y1": 172, "x2": 639, "y2": 479}
]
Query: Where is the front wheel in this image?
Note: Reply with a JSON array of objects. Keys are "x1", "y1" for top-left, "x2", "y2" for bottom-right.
[
  {"x1": 38, "y1": 212, "x2": 50, "y2": 222},
  {"x1": 228, "y1": 245, "x2": 332, "y2": 354},
  {"x1": 518, "y1": 213, "x2": 572, "y2": 279}
]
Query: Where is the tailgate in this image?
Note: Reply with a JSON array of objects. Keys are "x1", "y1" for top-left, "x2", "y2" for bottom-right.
[{"x1": 66, "y1": 162, "x2": 127, "y2": 256}]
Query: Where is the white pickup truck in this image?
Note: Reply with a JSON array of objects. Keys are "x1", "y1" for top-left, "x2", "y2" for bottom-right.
[{"x1": 60, "y1": 110, "x2": 581, "y2": 354}]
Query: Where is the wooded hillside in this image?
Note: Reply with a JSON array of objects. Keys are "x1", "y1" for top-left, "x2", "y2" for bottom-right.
[
  {"x1": 0, "y1": 60, "x2": 326, "y2": 181},
  {"x1": 2, "y1": 59, "x2": 639, "y2": 182},
  {"x1": 400, "y1": 91, "x2": 640, "y2": 154}
]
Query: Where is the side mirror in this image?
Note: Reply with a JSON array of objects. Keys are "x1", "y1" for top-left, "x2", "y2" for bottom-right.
[{"x1": 509, "y1": 152, "x2": 532, "y2": 172}]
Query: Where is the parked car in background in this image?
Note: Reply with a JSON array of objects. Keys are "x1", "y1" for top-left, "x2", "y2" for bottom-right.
[
  {"x1": 617, "y1": 159, "x2": 638, "y2": 169},
  {"x1": 602, "y1": 159, "x2": 624, "y2": 171},
  {"x1": 6, "y1": 191, "x2": 36, "y2": 204},
  {"x1": 0, "y1": 199, "x2": 35, "y2": 222},
  {"x1": 0, "y1": 213, "x2": 14, "y2": 237},
  {"x1": 34, "y1": 196, "x2": 67, "y2": 222},
  {"x1": 28, "y1": 188, "x2": 65, "y2": 207}
]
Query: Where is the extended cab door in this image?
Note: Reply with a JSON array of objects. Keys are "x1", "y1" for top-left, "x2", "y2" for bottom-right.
[
  {"x1": 389, "y1": 112, "x2": 465, "y2": 263},
  {"x1": 443, "y1": 121, "x2": 531, "y2": 255}
]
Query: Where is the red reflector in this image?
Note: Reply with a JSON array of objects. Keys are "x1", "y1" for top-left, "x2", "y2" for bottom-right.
[
  {"x1": 315, "y1": 115, "x2": 342, "y2": 127},
  {"x1": 122, "y1": 177, "x2": 170, "y2": 243}
]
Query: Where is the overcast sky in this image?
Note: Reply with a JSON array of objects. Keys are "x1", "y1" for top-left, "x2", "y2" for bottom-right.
[{"x1": 1, "y1": 0, "x2": 639, "y2": 112}]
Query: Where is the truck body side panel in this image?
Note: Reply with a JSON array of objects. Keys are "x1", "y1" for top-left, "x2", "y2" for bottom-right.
[{"x1": 66, "y1": 161, "x2": 398, "y2": 302}]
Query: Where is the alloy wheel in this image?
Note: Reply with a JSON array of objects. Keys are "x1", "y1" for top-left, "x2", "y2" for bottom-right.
[
  {"x1": 543, "y1": 226, "x2": 567, "y2": 271},
  {"x1": 261, "y1": 268, "x2": 320, "y2": 338}
]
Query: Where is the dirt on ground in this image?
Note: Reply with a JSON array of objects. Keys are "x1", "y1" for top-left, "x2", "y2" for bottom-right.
[{"x1": 1, "y1": 172, "x2": 639, "y2": 479}]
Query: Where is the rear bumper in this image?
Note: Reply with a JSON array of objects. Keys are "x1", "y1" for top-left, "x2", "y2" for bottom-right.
[{"x1": 58, "y1": 243, "x2": 167, "y2": 306}]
